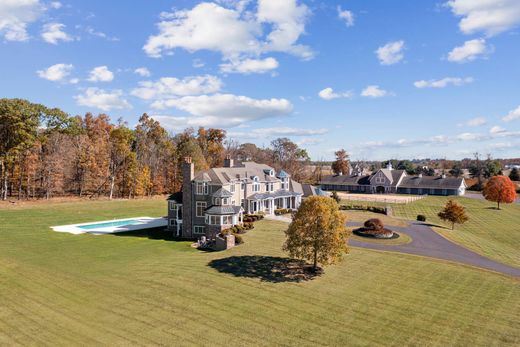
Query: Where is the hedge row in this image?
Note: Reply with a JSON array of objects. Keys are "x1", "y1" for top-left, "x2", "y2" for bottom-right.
[
  {"x1": 274, "y1": 208, "x2": 292, "y2": 215},
  {"x1": 339, "y1": 205, "x2": 386, "y2": 214}
]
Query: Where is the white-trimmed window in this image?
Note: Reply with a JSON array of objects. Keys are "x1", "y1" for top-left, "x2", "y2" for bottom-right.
[
  {"x1": 281, "y1": 178, "x2": 289, "y2": 190},
  {"x1": 169, "y1": 219, "x2": 177, "y2": 226},
  {"x1": 169, "y1": 202, "x2": 177, "y2": 211},
  {"x1": 252, "y1": 182, "x2": 260, "y2": 192},
  {"x1": 265, "y1": 183, "x2": 274, "y2": 192},
  {"x1": 207, "y1": 215, "x2": 220, "y2": 225},
  {"x1": 194, "y1": 226, "x2": 205, "y2": 234},
  {"x1": 222, "y1": 215, "x2": 233, "y2": 225},
  {"x1": 196, "y1": 202, "x2": 206, "y2": 217},
  {"x1": 230, "y1": 184, "x2": 235, "y2": 193},
  {"x1": 195, "y1": 182, "x2": 209, "y2": 195},
  {"x1": 241, "y1": 182, "x2": 245, "y2": 190}
]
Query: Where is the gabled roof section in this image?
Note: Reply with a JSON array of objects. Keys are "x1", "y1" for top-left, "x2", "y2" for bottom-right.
[
  {"x1": 212, "y1": 187, "x2": 233, "y2": 198},
  {"x1": 193, "y1": 172, "x2": 211, "y2": 182},
  {"x1": 205, "y1": 205, "x2": 243, "y2": 215},
  {"x1": 194, "y1": 161, "x2": 279, "y2": 185},
  {"x1": 277, "y1": 170, "x2": 290, "y2": 178}
]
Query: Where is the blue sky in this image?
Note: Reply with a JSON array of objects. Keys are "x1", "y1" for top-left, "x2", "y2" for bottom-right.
[{"x1": 1, "y1": 0, "x2": 520, "y2": 161}]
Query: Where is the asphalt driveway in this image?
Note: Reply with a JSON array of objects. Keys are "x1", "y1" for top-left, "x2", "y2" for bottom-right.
[{"x1": 348, "y1": 222, "x2": 520, "y2": 277}]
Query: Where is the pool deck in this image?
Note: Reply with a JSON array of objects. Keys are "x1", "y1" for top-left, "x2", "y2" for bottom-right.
[{"x1": 51, "y1": 217, "x2": 168, "y2": 235}]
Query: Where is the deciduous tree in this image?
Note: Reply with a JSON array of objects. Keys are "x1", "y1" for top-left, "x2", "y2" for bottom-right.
[
  {"x1": 331, "y1": 149, "x2": 350, "y2": 175},
  {"x1": 283, "y1": 196, "x2": 349, "y2": 271},
  {"x1": 438, "y1": 200, "x2": 469, "y2": 230},
  {"x1": 509, "y1": 168, "x2": 520, "y2": 182},
  {"x1": 482, "y1": 175, "x2": 517, "y2": 210}
]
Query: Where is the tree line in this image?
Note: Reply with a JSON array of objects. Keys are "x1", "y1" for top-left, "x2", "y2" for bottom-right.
[{"x1": 0, "y1": 98, "x2": 310, "y2": 201}]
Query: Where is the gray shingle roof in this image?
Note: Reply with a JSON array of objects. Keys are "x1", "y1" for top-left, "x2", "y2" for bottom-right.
[
  {"x1": 398, "y1": 176, "x2": 464, "y2": 189},
  {"x1": 212, "y1": 187, "x2": 233, "y2": 198},
  {"x1": 205, "y1": 205, "x2": 242, "y2": 215},
  {"x1": 249, "y1": 190, "x2": 302, "y2": 200},
  {"x1": 196, "y1": 162, "x2": 278, "y2": 185}
]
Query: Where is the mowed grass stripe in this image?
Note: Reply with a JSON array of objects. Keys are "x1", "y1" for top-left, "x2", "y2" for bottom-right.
[{"x1": 1, "y1": 199, "x2": 519, "y2": 346}]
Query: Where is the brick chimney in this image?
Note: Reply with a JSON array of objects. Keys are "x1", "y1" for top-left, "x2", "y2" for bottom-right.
[
  {"x1": 182, "y1": 157, "x2": 194, "y2": 238},
  {"x1": 224, "y1": 155, "x2": 234, "y2": 168}
]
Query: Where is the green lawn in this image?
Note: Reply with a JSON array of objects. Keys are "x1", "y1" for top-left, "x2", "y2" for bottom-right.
[
  {"x1": 390, "y1": 196, "x2": 520, "y2": 268},
  {"x1": 1, "y1": 199, "x2": 519, "y2": 346}
]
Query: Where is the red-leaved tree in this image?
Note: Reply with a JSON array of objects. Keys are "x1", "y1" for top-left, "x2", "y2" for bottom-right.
[{"x1": 482, "y1": 175, "x2": 517, "y2": 210}]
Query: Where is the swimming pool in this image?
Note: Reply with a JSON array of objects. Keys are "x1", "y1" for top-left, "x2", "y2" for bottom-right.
[
  {"x1": 51, "y1": 217, "x2": 168, "y2": 235},
  {"x1": 77, "y1": 219, "x2": 142, "y2": 230}
]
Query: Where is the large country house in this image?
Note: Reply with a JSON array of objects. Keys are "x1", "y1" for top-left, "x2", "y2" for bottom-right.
[
  {"x1": 167, "y1": 156, "x2": 318, "y2": 239},
  {"x1": 320, "y1": 163, "x2": 466, "y2": 196}
]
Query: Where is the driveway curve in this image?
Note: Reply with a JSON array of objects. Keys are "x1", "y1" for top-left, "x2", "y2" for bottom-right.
[{"x1": 348, "y1": 222, "x2": 520, "y2": 277}]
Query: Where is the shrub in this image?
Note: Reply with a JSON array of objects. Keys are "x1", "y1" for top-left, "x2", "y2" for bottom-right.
[
  {"x1": 243, "y1": 222, "x2": 254, "y2": 230},
  {"x1": 417, "y1": 214, "x2": 426, "y2": 222},
  {"x1": 275, "y1": 208, "x2": 292, "y2": 215},
  {"x1": 364, "y1": 218, "x2": 384, "y2": 231},
  {"x1": 233, "y1": 234, "x2": 244, "y2": 245}
]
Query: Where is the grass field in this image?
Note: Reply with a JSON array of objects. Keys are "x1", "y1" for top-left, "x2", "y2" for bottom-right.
[{"x1": 1, "y1": 199, "x2": 519, "y2": 346}]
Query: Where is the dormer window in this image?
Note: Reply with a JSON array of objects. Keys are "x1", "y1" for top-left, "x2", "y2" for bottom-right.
[{"x1": 195, "y1": 182, "x2": 209, "y2": 195}]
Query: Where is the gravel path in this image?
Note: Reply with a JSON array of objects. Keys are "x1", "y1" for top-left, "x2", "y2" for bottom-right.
[{"x1": 348, "y1": 222, "x2": 520, "y2": 277}]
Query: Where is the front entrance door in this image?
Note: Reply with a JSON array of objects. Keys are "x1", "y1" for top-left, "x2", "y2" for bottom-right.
[{"x1": 376, "y1": 186, "x2": 385, "y2": 194}]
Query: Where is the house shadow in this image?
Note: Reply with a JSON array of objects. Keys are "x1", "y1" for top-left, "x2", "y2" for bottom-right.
[
  {"x1": 112, "y1": 227, "x2": 176, "y2": 241},
  {"x1": 208, "y1": 256, "x2": 322, "y2": 283}
]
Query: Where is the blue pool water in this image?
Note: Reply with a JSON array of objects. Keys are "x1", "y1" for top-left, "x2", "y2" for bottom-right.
[{"x1": 77, "y1": 219, "x2": 142, "y2": 230}]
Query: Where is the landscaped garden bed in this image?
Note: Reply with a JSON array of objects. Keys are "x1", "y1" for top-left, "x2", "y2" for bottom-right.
[{"x1": 352, "y1": 218, "x2": 398, "y2": 239}]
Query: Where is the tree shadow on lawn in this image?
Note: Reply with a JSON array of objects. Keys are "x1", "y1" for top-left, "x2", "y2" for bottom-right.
[
  {"x1": 412, "y1": 222, "x2": 448, "y2": 229},
  {"x1": 208, "y1": 256, "x2": 322, "y2": 283}
]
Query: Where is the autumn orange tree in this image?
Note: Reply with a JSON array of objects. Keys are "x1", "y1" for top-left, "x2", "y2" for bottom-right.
[
  {"x1": 438, "y1": 200, "x2": 469, "y2": 230},
  {"x1": 283, "y1": 196, "x2": 350, "y2": 272},
  {"x1": 482, "y1": 175, "x2": 517, "y2": 210}
]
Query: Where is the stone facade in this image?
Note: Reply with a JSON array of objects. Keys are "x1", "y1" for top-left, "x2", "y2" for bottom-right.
[{"x1": 167, "y1": 157, "x2": 314, "y2": 240}]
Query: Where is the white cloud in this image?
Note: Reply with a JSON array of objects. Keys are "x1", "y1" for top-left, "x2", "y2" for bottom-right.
[
  {"x1": 318, "y1": 87, "x2": 352, "y2": 100},
  {"x1": 414, "y1": 77, "x2": 474, "y2": 88},
  {"x1": 50, "y1": 2, "x2": 62, "y2": 9},
  {"x1": 502, "y1": 105, "x2": 520, "y2": 122},
  {"x1": 41, "y1": 22, "x2": 73, "y2": 44},
  {"x1": 143, "y1": 0, "x2": 313, "y2": 61},
  {"x1": 150, "y1": 93, "x2": 293, "y2": 127},
  {"x1": 361, "y1": 85, "x2": 389, "y2": 98},
  {"x1": 462, "y1": 116, "x2": 486, "y2": 127},
  {"x1": 193, "y1": 59, "x2": 205, "y2": 68},
  {"x1": 337, "y1": 6, "x2": 354, "y2": 27},
  {"x1": 490, "y1": 125, "x2": 506, "y2": 134},
  {"x1": 488, "y1": 142, "x2": 513, "y2": 150},
  {"x1": 131, "y1": 75, "x2": 223, "y2": 100},
  {"x1": 220, "y1": 57, "x2": 279, "y2": 74},
  {"x1": 229, "y1": 127, "x2": 328, "y2": 138},
  {"x1": 0, "y1": 0, "x2": 45, "y2": 41},
  {"x1": 37, "y1": 63, "x2": 73, "y2": 82},
  {"x1": 445, "y1": 0, "x2": 520, "y2": 36},
  {"x1": 85, "y1": 27, "x2": 119, "y2": 41},
  {"x1": 447, "y1": 38, "x2": 490, "y2": 63},
  {"x1": 75, "y1": 88, "x2": 132, "y2": 111},
  {"x1": 456, "y1": 132, "x2": 485, "y2": 141},
  {"x1": 88, "y1": 66, "x2": 114, "y2": 82},
  {"x1": 376, "y1": 40, "x2": 405, "y2": 65},
  {"x1": 134, "y1": 67, "x2": 151, "y2": 77}
]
